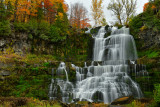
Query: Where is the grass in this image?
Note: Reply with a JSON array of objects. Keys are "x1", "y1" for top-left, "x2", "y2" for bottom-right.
[
  {"x1": 138, "y1": 50, "x2": 159, "y2": 58},
  {"x1": 0, "y1": 52, "x2": 57, "y2": 65},
  {"x1": 147, "y1": 51, "x2": 159, "y2": 58}
]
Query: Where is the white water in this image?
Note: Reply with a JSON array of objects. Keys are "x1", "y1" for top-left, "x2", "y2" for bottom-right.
[
  {"x1": 49, "y1": 62, "x2": 73, "y2": 103},
  {"x1": 73, "y1": 27, "x2": 143, "y2": 103},
  {"x1": 49, "y1": 26, "x2": 147, "y2": 104},
  {"x1": 93, "y1": 27, "x2": 137, "y2": 61}
]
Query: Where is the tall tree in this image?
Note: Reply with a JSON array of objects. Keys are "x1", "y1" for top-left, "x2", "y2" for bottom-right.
[
  {"x1": 107, "y1": 0, "x2": 137, "y2": 25},
  {"x1": 69, "y1": 3, "x2": 90, "y2": 29},
  {"x1": 123, "y1": 0, "x2": 137, "y2": 25},
  {"x1": 44, "y1": 0, "x2": 56, "y2": 23},
  {"x1": 50, "y1": 2, "x2": 69, "y2": 42},
  {"x1": 91, "y1": 0, "x2": 104, "y2": 26},
  {"x1": 0, "y1": 0, "x2": 6, "y2": 21}
]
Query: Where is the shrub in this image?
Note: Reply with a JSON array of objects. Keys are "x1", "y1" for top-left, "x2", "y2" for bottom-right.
[
  {"x1": 28, "y1": 34, "x2": 33, "y2": 39},
  {"x1": 154, "y1": 84, "x2": 160, "y2": 103},
  {"x1": 0, "y1": 20, "x2": 11, "y2": 36},
  {"x1": 27, "y1": 19, "x2": 38, "y2": 36},
  {"x1": 153, "y1": 16, "x2": 160, "y2": 32},
  {"x1": 37, "y1": 20, "x2": 50, "y2": 37},
  {"x1": 90, "y1": 26, "x2": 101, "y2": 35},
  {"x1": 129, "y1": 13, "x2": 144, "y2": 38},
  {"x1": 147, "y1": 51, "x2": 159, "y2": 58},
  {"x1": 114, "y1": 22, "x2": 123, "y2": 29},
  {"x1": 13, "y1": 22, "x2": 28, "y2": 32},
  {"x1": 39, "y1": 34, "x2": 48, "y2": 40},
  {"x1": 140, "y1": 25, "x2": 148, "y2": 31},
  {"x1": 50, "y1": 25, "x2": 66, "y2": 42},
  {"x1": 126, "y1": 100, "x2": 146, "y2": 107}
]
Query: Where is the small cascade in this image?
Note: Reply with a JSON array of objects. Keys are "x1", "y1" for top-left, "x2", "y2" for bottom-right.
[
  {"x1": 49, "y1": 62, "x2": 73, "y2": 103},
  {"x1": 57, "y1": 62, "x2": 69, "y2": 82},
  {"x1": 49, "y1": 68, "x2": 58, "y2": 100},
  {"x1": 93, "y1": 26, "x2": 106, "y2": 61},
  {"x1": 49, "y1": 26, "x2": 148, "y2": 104},
  {"x1": 84, "y1": 62, "x2": 87, "y2": 68}
]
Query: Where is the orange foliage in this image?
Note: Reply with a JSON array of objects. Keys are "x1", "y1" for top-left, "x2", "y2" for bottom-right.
[
  {"x1": 143, "y1": 3, "x2": 149, "y2": 11},
  {"x1": 69, "y1": 3, "x2": 91, "y2": 29},
  {"x1": 143, "y1": 2, "x2": 156, "y2": 11},
  {"x1": 80, "y1": 18, "x2": 91, "y2": 28},
  {"x1": 4, "y1": 0, "x2": 68, "y2": 23}
]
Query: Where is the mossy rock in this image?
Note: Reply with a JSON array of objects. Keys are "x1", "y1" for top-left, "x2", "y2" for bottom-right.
[
  {"x1": 105, "y1": 25, "x2": 110, "y2": 31},
  {"x1": 104, "y1": 32, "x2": 111, "y2": 38},
  {"x1": 90, "y1": 26, "x2": 101, "y2": 35}
]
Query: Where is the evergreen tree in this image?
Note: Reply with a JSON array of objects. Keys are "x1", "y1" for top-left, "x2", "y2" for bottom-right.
[
  {"x1": 0, "y1": 1, "x2": 6, "y2": 21},
  {"x1": 49, "y1": 3, "x2": 69, "y2": 42}
]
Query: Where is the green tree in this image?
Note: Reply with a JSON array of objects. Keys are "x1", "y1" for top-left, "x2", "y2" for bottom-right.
[
  {"x1": 53, "y1": 3, "x2": 69, "y2": 40},
  {"x1": 0, "y1": 20, "x2": 11, "y2": 36},
  {"x1": 0, "y1": 1, "x2": 6, "y2": 21},
  {"x1": 49, "y1": 25, "x2": 61, "y2": 42}
]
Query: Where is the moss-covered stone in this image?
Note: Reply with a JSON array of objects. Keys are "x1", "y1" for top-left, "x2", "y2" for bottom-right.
[{"x1": 90, "y1": 26, "x2": 101, "y2": 35}]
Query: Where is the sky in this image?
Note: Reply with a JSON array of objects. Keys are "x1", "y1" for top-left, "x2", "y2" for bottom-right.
[{"x1": 65, "y1": 0, "x2": 148, "y2": 25}]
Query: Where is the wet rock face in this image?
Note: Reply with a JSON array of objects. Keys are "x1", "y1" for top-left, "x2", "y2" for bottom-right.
[
  {"x1": 0, "y1": 39, "x2": 6, "y2": 48},
  {"x1": 139, "y1": 29, "x2": 160, "y2": 49},
  {"x1": 0, "y1": 33, "x2": 56, "y2": 55},
  {"x1": 0, "y1": 70, "x2": 10, "y2": 76},
  {"x1": 0, "y1": 33, "x2": 30, "y2": 54},
  {"x1": 0, "y1": 70, "x2": 11, "y2": 81},
  {"x1": 0, "y1": 97, "x2": 28, "y2": 107}
]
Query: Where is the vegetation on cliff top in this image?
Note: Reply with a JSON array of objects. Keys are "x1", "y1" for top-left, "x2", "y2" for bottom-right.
[{"x1": 129, "y1": 0, "x2": 160, "y2": 40}]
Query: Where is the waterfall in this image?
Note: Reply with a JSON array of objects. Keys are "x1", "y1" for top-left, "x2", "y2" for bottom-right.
[
  {"x1": 49, "y1": 62, "x2": 73, "y2": 103},
  {"x1": 93, "y1": 27, "x2": 137, "y2": 61},
  {"x1": 49, "y1": 26, "x2": 147, "y2": 104},
  {"x1": 93, "y1": 26, "x2": 106, "y2": 61},
  {"x1": 73, "y1": 27, "x2": 143, "y2": 103}
]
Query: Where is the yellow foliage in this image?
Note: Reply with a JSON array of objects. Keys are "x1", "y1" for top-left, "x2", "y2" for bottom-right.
[
  {"x1": 5, "y1": 47, "x2": 14, "y2": 55},
  {"x1": 4, "y1": 0, "x2": 68, "y2": 23},
  {"x1": 140, "y1": 25, "x2": 148, "y2": 31},
  {"x1": 91, "y1": 0, "x2": 104, "y2": 26},
  {"x1": 56, "y1": 12, "x2": 64, "y2": 20}
]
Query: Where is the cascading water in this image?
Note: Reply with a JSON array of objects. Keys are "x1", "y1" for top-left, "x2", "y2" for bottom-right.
[
  {"x1": 49, "y1": 62, "x2": 73, "y2": 103},
  {"x1": 49, "y1": 26, "x2": 147, "y2": 104},
  {"x1": 93, "y1": 26, "x2": 106, "y2": 61},
  {"x1": 72, "y1": 27, "x2": 143, "y2": 103}
]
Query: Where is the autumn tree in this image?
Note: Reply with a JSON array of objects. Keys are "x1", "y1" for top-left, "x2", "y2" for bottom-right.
[
  {"x1": 107, "y1": 0, "x2": 137, "y2": 26},
  {"x1": 43, "y1": 0, "x2": 56, "y2": 23},
  {"x1": 69, "y1": 3, "x2": 90, "y2": 29},
  {"x1": 91, "y1": 0, "x2": 105, "y2": 26},
  {"x1": 1, "y1": 0, "x2": 68, "y2": 23},
  {"x1": 144, "y1": 0, "x2": 160, "y2": 12}
]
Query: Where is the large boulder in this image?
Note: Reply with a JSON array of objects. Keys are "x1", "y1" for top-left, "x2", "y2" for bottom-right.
[{"x1": 111, "y1": 96, "x2": 134, "y2": 105}]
